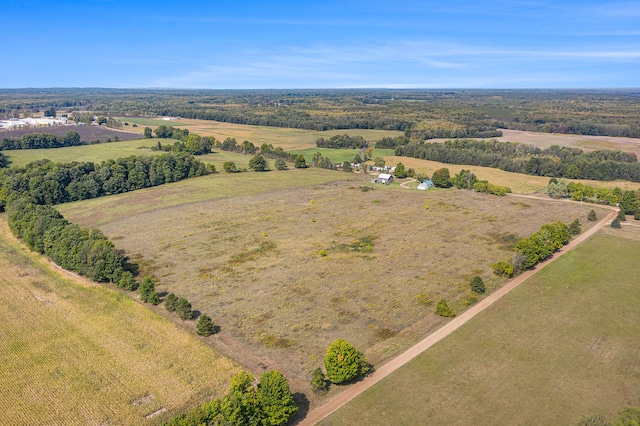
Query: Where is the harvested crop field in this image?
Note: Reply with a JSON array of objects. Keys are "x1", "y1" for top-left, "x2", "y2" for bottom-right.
[
  {"x1": 0, "y1": 217, "x2": 242, "y2": 425},
  {"x1": 0, "y1": 124, "x2": 140, "y2": 143},
  {"x1": 59, "y1": 172, "x2": 607, "y2": 388}
]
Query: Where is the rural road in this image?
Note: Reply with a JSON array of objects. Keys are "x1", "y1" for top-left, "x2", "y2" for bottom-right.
[{"x1": 298, "y1": 203, "x2": 618, "y2": 425}]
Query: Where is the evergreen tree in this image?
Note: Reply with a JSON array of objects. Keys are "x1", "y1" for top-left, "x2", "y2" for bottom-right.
[
  {"x1": 197, "y1": 314, "x2": 216, "y2": 336},
  {"x1": 611, "y1": 218, "x2": 622, "y2": 229},
  {"x1": 249, "y1": 154, "x2": 269, "y2": 172},
  {"x1": 470, "y1": 276, "x2": 485, "y2": 294},
  {"x1": 310, "y1": 368, "x2": 329, "y2": 394},
  {"x1": 165, "y1": 293, "x2": 178, "y2": 312},
  {"x1": 139, "y1": 277, "x2": 156, "y2": 303},
  {"x1": 294, "y1": 154, "x2": 307, "y2": 168},
  {"x1": 274, "y1": 158, "x2": 287, "y2": 170},
  {"x1": 568, "y1": 218, "x2": 582, "y2": 235},
  {"x1": 176, "y1": 297, "x2": 193, "y2": 320},
  {"x1": 394, "y1": 162, "x2": 406, "y2": 178},
  {"x1": 616, "y1": 209, "x2": 627, "y2": 222},
  {"x1": 588, "y1": 210, "x2": 598, "y2": 221}
]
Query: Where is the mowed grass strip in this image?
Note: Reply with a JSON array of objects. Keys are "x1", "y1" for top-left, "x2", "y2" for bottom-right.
[
  {"x1": 4, "y1": 138, "x2": 168, "y2": 167},
  {"x1": 322, "y1": 232, "x2": 640, "y2": 426},
  {"x1": 57, "y1": 167, "x2": 358, "y2": 227},
  {"x1": 0, "y1": 217, "x2": 242, "y2": 425}
]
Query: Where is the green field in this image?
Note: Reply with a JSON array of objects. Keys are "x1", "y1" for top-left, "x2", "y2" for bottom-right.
[
  {"x1": 0, "y1": 217, "x2": 242, "y2": 425},
  {"x1": 4, "y1": 138, "x2": 169, "y2": 167},
  {"x1": 56, "y1": 170, "x2": 605, "y2": 394},
  {"x1": 289, "y1": 148, "x2": 395, "y2": 164},
  {"x1": 322, "y1": 231, "x2": 640, "y2": 425}
]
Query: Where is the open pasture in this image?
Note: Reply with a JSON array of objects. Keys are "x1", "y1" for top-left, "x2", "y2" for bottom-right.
[
  {"x1": 118, "y1": 117, "x2": 404, "y2": 150},
  {"x1": 323, "y1": 232, "x2": 640, "y2": 425},
  {"x1": 58, "y1": 171, "x2": 606, "y2": 385},
  {"x1": 0, "y1": 217, "x2": 242, "y2": 425},
  {"x1": 498, "y1": 128, "x2": 640, "y2": 157},
  {"x1": 4, "y1": 138, "x2": 168, "y2": 167},
  {"x1": 383, "y1": 155, "x2": 640, "y2": 193}
]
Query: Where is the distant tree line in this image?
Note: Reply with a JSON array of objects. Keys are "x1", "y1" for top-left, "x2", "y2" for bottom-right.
[
  {"x1": 375, "y1": 136, "x2": 410, "y2": 149},
  {"x1": 165, "y1": 371, "x2": 297, "y2": 426},
  {"x1": 316, "y1": 134, "x2": 369, "y2": 149},
  {"x1": 1, "y1": 131, "x2": 83, "y2": 150},
  {"x1": 0, "y1": 153, "x2": 207, "y2": 209},
  {"x1": 396, "y1": 139, "x2": 640, "y2": 182},
  {"x1": 405, "y1": 126, "x2": 503, "y2": 140}
]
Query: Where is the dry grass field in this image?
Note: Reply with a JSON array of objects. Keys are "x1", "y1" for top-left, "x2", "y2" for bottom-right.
[
  {"x1": 322, "y1": 231, "x2": 640, "y2": 425},
  {"x1": 117, "y1": 116, "x2": 403, "y2": 150},
  {"x1": 57, "y1": 170, "x2": 607, "y2": 391},
  {"x1": 0, "y1": 216, "x2": 242, "y2": 425}
]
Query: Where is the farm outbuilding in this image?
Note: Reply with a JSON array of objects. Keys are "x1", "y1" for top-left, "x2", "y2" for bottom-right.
[
  {"x1": 372, "y1": 173, "x2": 394, "y2": 185},
  {"x1": 418, "y1": 179, "x2": 434, "y2": 190}
]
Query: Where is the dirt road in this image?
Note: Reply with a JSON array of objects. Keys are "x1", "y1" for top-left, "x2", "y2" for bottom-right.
[{"x1": 298, "y1": 205, "x2": 618, "y2": 425}]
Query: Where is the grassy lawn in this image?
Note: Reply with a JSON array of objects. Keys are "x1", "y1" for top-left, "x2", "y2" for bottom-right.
[
  {"x1": 322, "y1": 231, "x2": 640, "y2": 425},
  {"x1": 4, "y1": 138, "x2": 169, "y2": 167},
  {"x1": 57, "y1": 172, "x2": 606, "y2": 394},
  {"x1": 0, "y1": 216, "x2": 242, "y2": 425}
]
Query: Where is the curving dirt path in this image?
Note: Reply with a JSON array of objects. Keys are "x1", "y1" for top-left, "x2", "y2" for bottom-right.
[
  {"x1": 298, "y1": 204, "x2": 618, "y2": 425},
  {"x1": 399, "y1": 178, "x2": 417, "y2": 188}
]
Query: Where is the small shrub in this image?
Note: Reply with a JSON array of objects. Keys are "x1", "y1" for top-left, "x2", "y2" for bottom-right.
[
  {"x1": 463, "y1": 294, "x2": 478, "y2": 306},
  {"x1": 118, "y1": 271, "x2": 137, "y2": 290},
  {"x1": 311, "y1": 217, "x2": 316, "y2": 223},
  {"x1": 436, "y1": 299, "x2": 456, "y2": 317},
  {"x1": 360, "y1": 185, "x2": 374, "y2": 192},
  {"x1": 310, "y1": 367, "x2": 329, "y2": 394},
  {"x1": 274, "y1": 158, "x2": 287, "y2": 170},
  {"x1": 588, "y1": 210, "x2": 598, "y2": 221},
  {"x1": 415, "y1": 292, "x2": 433, "y2": 305},
  {"x1": 492, "y1": 261, "x2": 514, "y2": 277},
  {"x1": 635, "y1": 210, "x2": 640, "y2": 220},
  {"x1": 470, "y1": 276, "x2": 485, "y2": 294},
  {"x1": 616, "y1": 210, "x2": 627, "y2": 221},
  {"x1": 223, "y1": 161, "x2": 239, "y2": 173},
  {"x1": 319, "y1": 249, "x2": 327, "y2": 257},
  {"x1": 611, "y1": 218, "x2": 622, "y2": 229}
]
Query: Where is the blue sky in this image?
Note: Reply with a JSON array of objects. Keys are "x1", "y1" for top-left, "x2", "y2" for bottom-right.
[{"x1": 1, "y1": 0, "x2": 639, "y2": 88}]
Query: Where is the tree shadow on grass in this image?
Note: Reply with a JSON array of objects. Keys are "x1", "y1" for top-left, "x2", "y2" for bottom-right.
[{"x1": 290, "y1": 392, "x2": 310, "y2": 425}]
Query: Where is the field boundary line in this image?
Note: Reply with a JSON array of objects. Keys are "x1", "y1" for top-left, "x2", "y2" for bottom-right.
[{"x1": 298, "y1": 203, "x2": 618, "y2": 425}]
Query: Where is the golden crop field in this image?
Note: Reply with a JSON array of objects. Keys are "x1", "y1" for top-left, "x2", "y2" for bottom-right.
[{"x1": 0, "y1": 217, "x2": 243, "y2": 425}]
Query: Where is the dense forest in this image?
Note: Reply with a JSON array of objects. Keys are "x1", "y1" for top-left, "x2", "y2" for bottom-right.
[
  {"x1": 1, "y1": 88, "x2": 639, "y2": 138},
  {"x1": 396, "y1": 139, "x2": 640, "y2": 182}
]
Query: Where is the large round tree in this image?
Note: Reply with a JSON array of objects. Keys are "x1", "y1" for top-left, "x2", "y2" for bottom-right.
[{"x1": 324, "y1": 339, "x2": 369, "y2": 384}]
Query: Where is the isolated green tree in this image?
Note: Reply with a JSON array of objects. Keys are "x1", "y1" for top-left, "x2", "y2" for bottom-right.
[
  {"x1": 249, "y1": 154, "x2": 269, "y2": 172},
  {"x1": 588, "y1": 209, "x2": 598, "y2": 221},
  {"x1": 257, "y1": 370, "x2": 298, "y2": 426},
  {"x1": 324, "y1": 339, "x2": 369, "y2": 384},
  {"x1": 432, "y1": 168, "x2": 452, "y2": 188},
  {"x1": 342, "y1": 161, "x2": 352, "y2": 172},
  {"x1": 294, "y1": 154, "x2": 307, "y2": 168},
  {"x1": 310, "y1": 368, "x2": 329, "y2": 394},
  {"x1": 274, "y1": 158, "x2": 287, "y2": 170},
  {"x1": 165, "y1": 293, "x2": 178, "y2": 312},
  {"x1": 470, "y1": 276, "x2": 485, "y2": 294},
  {"x1": 197, "y1": 314, "x2": 216, "y2": 336},
  {"x1": 611, "y1": 218, "x2": 622, "y2": 229},
  {"x1": 176, "y1": 297, "x2": 193, "y2": 320},
  {"x1": 568, "y1": 218, "x2": 582, "y2": 235},
  {"x1": 616, "y1": 209, "x2": 627, "y2": 221},
  {"x1": 436, "y1": 299, "x2": 456, "y2": 317},
  {"x1": 144, "y1": 127, "x2": 153, "y2": 138},
  {"x1": 223, "y1": 161, "x2": 239, "y2": 173},
  {"x1": 394, "y1": 162, "x2": 406, "y2": 178},
  {"x1": 619, "y1": 191, "x2": 640, "y2": 215}
]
